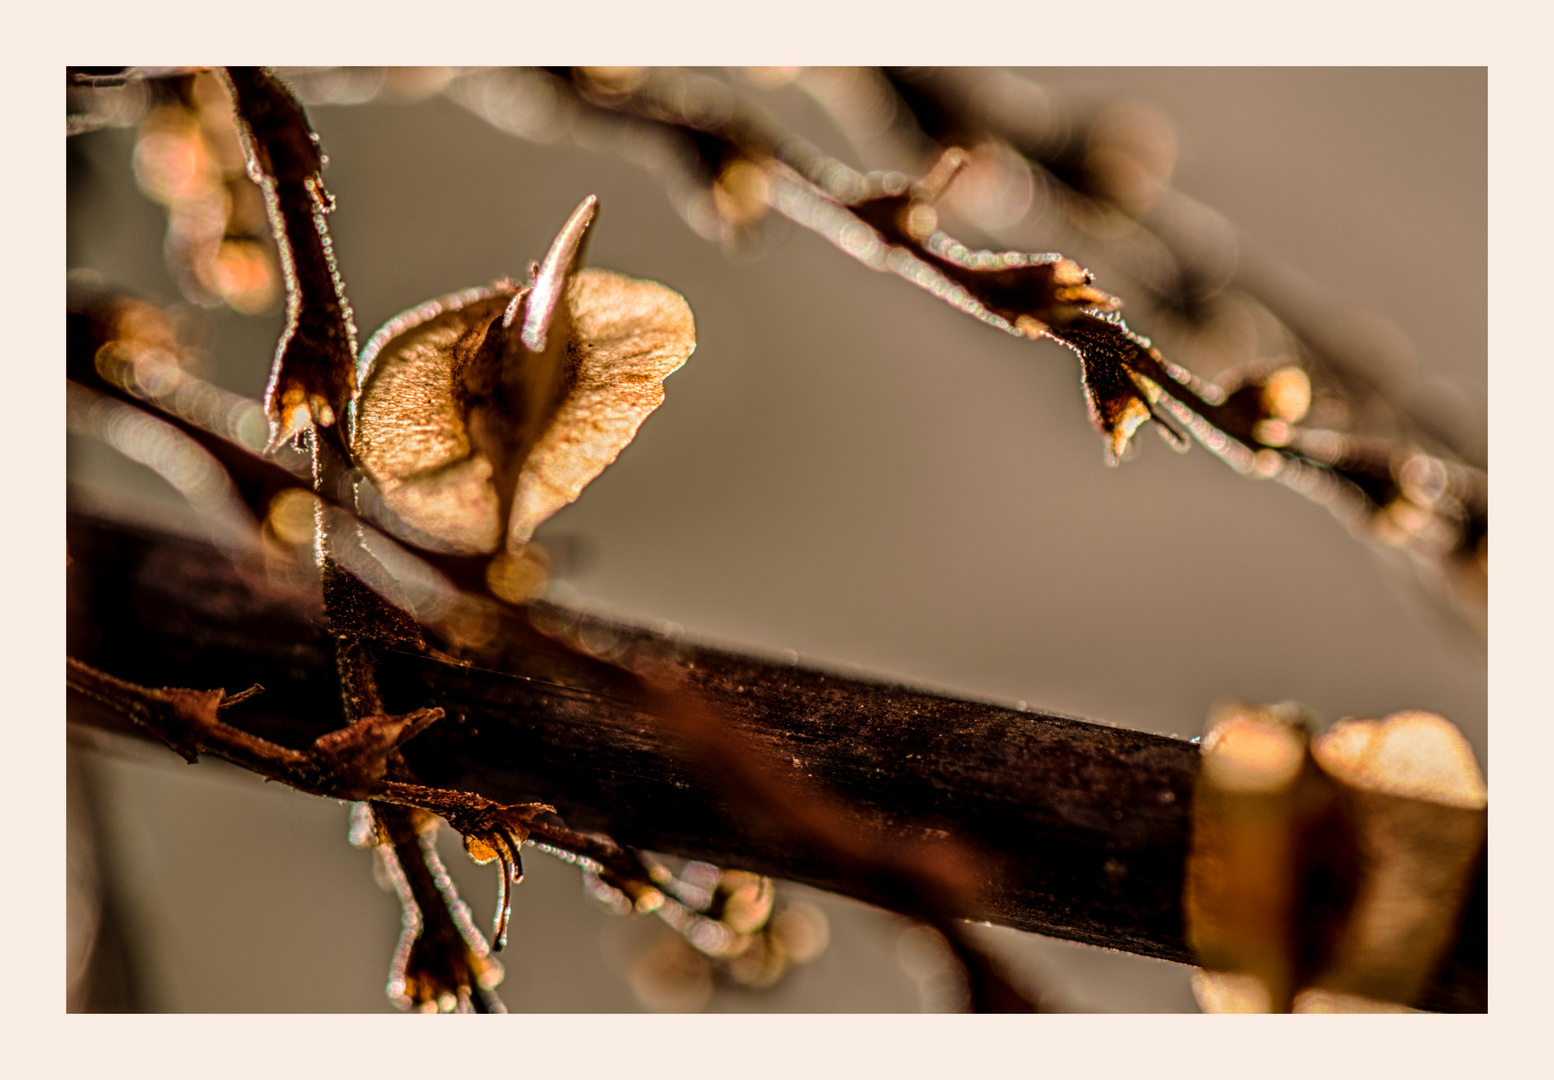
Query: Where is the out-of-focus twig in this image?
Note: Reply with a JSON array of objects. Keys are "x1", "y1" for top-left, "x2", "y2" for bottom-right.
[
  {"x1": 870, "y1": 67, "x2": 1484, "y2": 467},
  {"x1": 437, "y1": 66, "x2": 1486, "y2": 637}
]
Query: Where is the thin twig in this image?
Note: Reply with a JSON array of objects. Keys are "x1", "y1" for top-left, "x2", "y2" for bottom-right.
[
  {"x1": 444, "y1": 67, "x2": 1486, "y2": 635},
  {"x1": 221, "y1": 66, "x2": 510, "y2": 1012},
  {"x1": 222, "y1": 67, "x2": 358, "y2": 451},
  {"x1": 872, "y1": 67, "x2": 1484, "y2": 468}
]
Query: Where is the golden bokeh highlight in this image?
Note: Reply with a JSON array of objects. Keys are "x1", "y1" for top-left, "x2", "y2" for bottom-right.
[
  {"x1": 485, "y1": 545, "x2": 551, "y2": 604},
  {"x1": 1261, "y1": 365, "x2": 1312, "y2": 424},
  {"x1": 712, "y1": 159, "x2": 771, "y2": 228},
  {"x1": 131, "y1": 72, "x2": 279, "y2": 314},
  {"x1": 265, "y1": 488, "x2": 320, "y2": 548},
  {"x1": 1313, "y1": 711, "x2": 1487, "y2": 811}
]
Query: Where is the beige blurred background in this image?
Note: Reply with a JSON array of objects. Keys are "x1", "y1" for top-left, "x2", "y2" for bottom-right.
[{"x1": 66, "y1": 67, "x2": 1485, "y2": 1012}]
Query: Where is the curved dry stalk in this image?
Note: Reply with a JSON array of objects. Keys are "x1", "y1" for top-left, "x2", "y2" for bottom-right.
[
  {"x1": 223, "y1": 67, "x2": 359, "y2": 450},
  {"x1": 221, "y1": 65, "x2": 505, "y2": 1012}
]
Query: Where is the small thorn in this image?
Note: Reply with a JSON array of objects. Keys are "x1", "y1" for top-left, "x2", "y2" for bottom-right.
[
  {"x1": 394, "y1": 706, "x2": 444, "y2": 748},
  {"x1": 522, "y1": 195, "x2": 598, "y2": 354},
  {"x1": 220, "y1": 684, "x2": 265, "y2": 709},
  {"x1": 499, "y1": 286, "x2": 528, "y2": 331}
]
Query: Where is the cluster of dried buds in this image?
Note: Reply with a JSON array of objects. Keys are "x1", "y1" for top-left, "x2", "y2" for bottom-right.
[{"x1": 584, "y1": 857, "x2": 830, "y2": 1011}]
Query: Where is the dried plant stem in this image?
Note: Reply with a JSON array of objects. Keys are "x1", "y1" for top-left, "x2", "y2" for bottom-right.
[
  {"x1": 539, "y1": 622, "x2": 1046, "y2": 1010},
  {"x1": 65, "y1": 510, "x2": 1485, "y2": 1013},
  {"x1": 874, "y1": 67, "x2": 1483, "y2": 469},
  {"x1": 65, "y1": 67, "x2": 1485, "y2": 1013},
  {"x1": 222, "y1": 67, "x2": 513, "y2": 1011}
]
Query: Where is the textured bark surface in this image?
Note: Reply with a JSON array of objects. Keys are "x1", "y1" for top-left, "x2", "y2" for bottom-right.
[{"x1": 64, "y1": 510, "x2": 1484, "y2": 1010}]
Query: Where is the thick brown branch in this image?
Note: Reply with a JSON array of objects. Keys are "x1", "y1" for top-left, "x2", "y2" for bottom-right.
[
  {"x1": 65, "y1": 510, "x2": 1484, "y2": 1012},
  {"x1": 546, "y1": 628, "x2": 1044, "y2": 1009}
]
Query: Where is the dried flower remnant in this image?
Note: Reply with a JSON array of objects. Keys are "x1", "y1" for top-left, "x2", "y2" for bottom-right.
[
  {"x1": 351, "y1": 194, "x2": 696, "y2": 597},
  {"x1": 1184, "y1": 702, "x2": 1345, "y2": 1013},
  {"x1": 1303, "y1": 712, "x2": 1486, "y2": 1010}
]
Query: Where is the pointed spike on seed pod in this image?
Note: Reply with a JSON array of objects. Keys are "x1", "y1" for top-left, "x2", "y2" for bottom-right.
[
  {"x1": 522, "y1": 195, "x2": 598, "y2": 354},
  {"x1": 350, "y1": 217, "x2": 694, "y2": 556}
]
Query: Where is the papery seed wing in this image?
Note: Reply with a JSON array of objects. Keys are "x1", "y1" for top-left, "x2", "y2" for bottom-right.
[
  {"x1": 351, "y1": 270, "x2": 695, "y2": 557},
  {"x1": 351, "y1": 285, "x2": 515, "y2": 554},
  {"x1": 506, "y1": 269, "x2": 696, "y2": 547}
]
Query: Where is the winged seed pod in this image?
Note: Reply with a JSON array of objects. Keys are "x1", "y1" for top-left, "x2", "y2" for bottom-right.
[{"x1": 350, "y1": 196, "x2": 696, "y2": 574}]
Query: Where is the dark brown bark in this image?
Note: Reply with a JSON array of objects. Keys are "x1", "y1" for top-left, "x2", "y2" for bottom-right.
[{"x1": 65, "y1": 509, "x2": 1484, "y2": 1012}]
